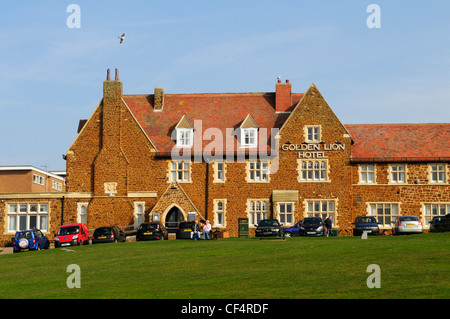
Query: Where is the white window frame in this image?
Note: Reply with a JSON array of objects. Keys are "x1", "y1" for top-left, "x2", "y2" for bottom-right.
[
  {"x1": 170, "y1": 161, "x2": 191, "y2": 182},
  {"x1": 134, "y1": 202, "x2": 145, "y2": 229},
  {"x1": 423, "y1": 203, "x2": 450, "y2": 228},
  {"x1": 176, "y1": 128, "x2": 193, "y2": 147},
  {"x1": 213, "y1": 199, "x2": 227, "y2": 228},
  {"x1": 359, "y1": 164, "x2": 375, "y2": 184},
  {"x1": 77, "y1": 202, "x2": 89, "y2": 225},
  {"x1": 277, "y1": 202, "x2": 294, "y2": 226},
  {"x1": 429, "y1": 164, "x2": 446, "y2": 183},
  {"x1": 248, "y1": 199, "x2": 269, "y2": 227},
  {"x1": 241, "y1": 128, "x2": 258, "y2": 147},
  {"x1": 247, "y1": 160, "x2": 269, "y2": 182},
  {"x1": 214, "y1": 161, "x2": 226, "y2": 183},
  {"x1": 7, "y1": 202, "x2": 49, "y2": 233},
  {"x1": 299, "y1": 159, "x2": 328, "y2": 182},
  {"x1": 33, "y1": 174, "x2": 45, "y2": 186},
  {"x1": 390, "y1": 164, "x2": 406, "y2": 184},
  {"x1": 305, "y1": 126, "x2": 321, "y2": 142},
  {"x1": 305, "y1": 200, "x2": 336, "y2": 225},
  {"x1": 368, "y1": 203, "x2": 399, "y2": 228}
]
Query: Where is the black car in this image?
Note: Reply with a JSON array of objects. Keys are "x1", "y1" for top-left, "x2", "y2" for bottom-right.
[
  {"x1": 255, "y1": 219, "x2": 284, "y2": 237},
  {"x1": 429, "y1": 216, "x2": 445, "y2": 232},
  {"x1": 352, "y1": 216, "x2": 380, "y2": 236},
  {"x1": 92, "y1": 226, "x2": 126, "y2": 244},
  {"x1": 176, "y1": 221, "x2": 201, "y2": 239},
  {"x1": 298, "y1": 218, "x2": 325, "y2": 236},
  {"x1": 137, "y1": 222, "x2": 168, "y2": 241},
  {"x1": 430, "y1": 214, "x2": 450, "y2": 233}
]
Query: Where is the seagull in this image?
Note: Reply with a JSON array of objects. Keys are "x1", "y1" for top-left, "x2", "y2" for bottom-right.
[{"x1": 118, "y1": 33, "x2": 125, "y2": 44}]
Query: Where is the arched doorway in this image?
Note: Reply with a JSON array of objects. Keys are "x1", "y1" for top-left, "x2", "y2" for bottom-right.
[{"x1": 165, "y1": 206, "x2": 185, "y2": 233}]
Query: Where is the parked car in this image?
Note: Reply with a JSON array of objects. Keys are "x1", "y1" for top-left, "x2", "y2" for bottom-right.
[
  {"x1": 176, "y1": 221, "x2": 199, "y2": 239},
  {"x1": 92, "y1": 226, "x2": 126, "y2": 244},
  {"x1": 352, "y1": 216, "x2": 380, "y2": 236},
  {"x1": 392, "y1": 216, "x2": 423, "y2": 235},
  {"x1": 136, "y1": 222, "x2": 168, "y2": 241},
  {"x1": 282, "y1": 221, "x2": 301, "y2": 237},
  {"x1": 429, "y1": 216, "x2": 446, "y2": 232},
  {"x1": 255, "y1": 219, "x2": 284, "y2": 237},
  {"x1": 13, "y1": 229, "x2": 50, "y2": 253},
  {"x1": 298, "y1": 218, "x2": 325, "y2": 237},
  {"x1": 55, "y1": 223, "x2": 90, "y2": 248}
]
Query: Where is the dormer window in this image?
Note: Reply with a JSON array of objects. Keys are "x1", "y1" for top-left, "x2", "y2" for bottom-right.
[
  {"x1": 239, "y1": 114, "x2": 258, "y2": 148},
  {"x1": 177, "y1": 129, "x2": 193, "y2": 147},
  {"x1": 242, "y1": 128, "x2": 257, "y2": 147},
  {"x1": 175, "y1": 115, "x2": 194, "y2": 148}
]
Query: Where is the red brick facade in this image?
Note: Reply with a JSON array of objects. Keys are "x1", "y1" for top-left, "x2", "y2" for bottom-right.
[{"x1": 1, "y1": 73, "x2": 449, "y2": 245}]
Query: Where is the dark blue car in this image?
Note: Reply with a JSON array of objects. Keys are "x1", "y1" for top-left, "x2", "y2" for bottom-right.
[
  {"x1": 13, "y1": 229, "x2": 50, "y2": 253},
  {"x1": 282, "y1": 221, "x2": 301, "y2": 237}
]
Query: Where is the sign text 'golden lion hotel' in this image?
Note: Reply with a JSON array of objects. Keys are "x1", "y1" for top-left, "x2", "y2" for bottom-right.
[{"x1": 1, "y1": 70, "x2": 449, "y2": 243}]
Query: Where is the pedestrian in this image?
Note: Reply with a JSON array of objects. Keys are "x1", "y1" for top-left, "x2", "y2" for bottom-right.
[
  {"x1": 324, "y1": 216, "x2": 333, "y2": 237},
  {"x1": 202, "y1": 220, "x2": 211, "y2": 240},
  {"x1": 190, "y1": 220, "x2": 201, "y2": 240}
]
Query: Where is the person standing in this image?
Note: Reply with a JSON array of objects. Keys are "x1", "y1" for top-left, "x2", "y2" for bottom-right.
[{"x1": 324, "y1": 216, "x2": 333, "y2": 237}]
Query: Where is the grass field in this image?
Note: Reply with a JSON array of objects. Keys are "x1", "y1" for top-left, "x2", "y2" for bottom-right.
[{"x1": 0, "y1": 232, "x2": 449, "y2": 299}]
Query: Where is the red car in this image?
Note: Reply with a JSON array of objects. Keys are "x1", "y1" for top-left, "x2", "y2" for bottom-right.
[{"x1": 55, "y1": 223, "x2": 90, "y2": 248}]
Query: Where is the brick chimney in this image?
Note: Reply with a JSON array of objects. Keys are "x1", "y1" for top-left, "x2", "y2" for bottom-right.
[
  {"x1": 154, "y1": 87, "x2": 164, "y2": 111},
  {"x1": 93, "y1": 68, "x2": 128, "y2": 197},
  {"x1": 102, "y1": 68, "x2": 123, "y2": 150},
  {"x1": 275, "y1": 78, "x2": 292, "y2": 112}
]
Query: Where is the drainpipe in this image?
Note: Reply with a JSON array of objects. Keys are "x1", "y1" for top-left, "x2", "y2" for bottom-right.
[
  {"x1": 205, "y1": 161, "x2": 209, "y2": 220},
  {"x1": 61, "y1": 196, "x2": 65, "y2": 225}
]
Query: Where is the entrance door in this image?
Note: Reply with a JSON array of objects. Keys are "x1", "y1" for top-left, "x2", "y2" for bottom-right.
[{"x1": 165, "y1": 207, "x2": 184, "y2": 233}]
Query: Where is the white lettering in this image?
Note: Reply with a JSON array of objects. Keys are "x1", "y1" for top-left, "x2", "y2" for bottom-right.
[
  {"x1": 366, "y1": 4, "x2": 381, "y2": 29},
  {"x1": 66, "y1": 264, "x2": 81, "y2": 288},
  {"x1": 366, "y1": 264, "x2": 381, "y2": 288},
  {"x1": 66, "y1": 4, "x2": 81, "y2": 29}
]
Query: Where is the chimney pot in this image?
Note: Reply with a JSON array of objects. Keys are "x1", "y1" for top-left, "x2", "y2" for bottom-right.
[
  {"x1": 115, "y1": 68, "x2": 119, "y2": 81},
  {"x1": 106, "y1": 69, "x2": 111, "y2": 81},
  {"x1": 286, "y1": 79, "x2": 289, "y2": 83}
]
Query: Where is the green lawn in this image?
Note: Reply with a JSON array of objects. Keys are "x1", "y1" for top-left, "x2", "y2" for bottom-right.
[{"x1": 0, "y1": 233, "x2": 448, "y2": 299}]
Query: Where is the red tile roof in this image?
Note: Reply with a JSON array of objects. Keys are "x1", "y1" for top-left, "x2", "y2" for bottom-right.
[
  {"x1": 124, "y1": 92, "x2": 304, "y2": 155},
  {"x1": 345, "y1": 123, "x2": 450, "y2": 162}
]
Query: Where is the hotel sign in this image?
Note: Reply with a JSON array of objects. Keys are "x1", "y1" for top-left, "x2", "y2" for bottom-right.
[{"x1": 281, "y1": 143, "x2": 345, "y2": 159}]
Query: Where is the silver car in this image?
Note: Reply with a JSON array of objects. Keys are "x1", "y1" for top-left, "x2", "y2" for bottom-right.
[{"x1": 392, "y1": 216, "x2": 423, "y2": 234}]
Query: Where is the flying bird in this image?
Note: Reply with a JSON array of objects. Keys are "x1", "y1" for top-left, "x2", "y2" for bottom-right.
[{"x1": 118, "y1": 33, "x2": 125, "y2": 44}]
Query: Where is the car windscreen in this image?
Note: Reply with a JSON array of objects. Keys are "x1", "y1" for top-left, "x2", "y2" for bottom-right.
[
  {"x1": 94, "y1": 228, "x2": 113, "y2": 236},
  {"x1": 399, "y1": 216, "x2": 419, "y2": 221},
  {"x1": 139, "y1": 224, "x2": 159, "y2": 231},
  {"x1": 356, "y1": 217, "x2": 377, "y2": 224},
  {"x1": 303, "y1": 219, "x2": 322, "y2": 225},
  {"x1": 16, "y1": 232, "x2": 32, "y2": 239},
  {"x1": 58, "y1": 226, "x2": 80, "y2": 235},
  {"x1": 259, "y1": 220, "x2": 280, "y2": 227}
]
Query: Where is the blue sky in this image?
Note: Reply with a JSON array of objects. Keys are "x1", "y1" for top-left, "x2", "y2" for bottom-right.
[{"x1": 1, "y1": 1, "x2": 449, "y2": 170}]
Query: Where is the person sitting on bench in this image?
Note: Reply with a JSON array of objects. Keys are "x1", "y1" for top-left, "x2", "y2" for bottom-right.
[
  {"x1": 190, "y1": 220, "x2": 201, "y2": 240},
  {"x1": 202, "y1": 220, "x2": 211, "y2": 240}
]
